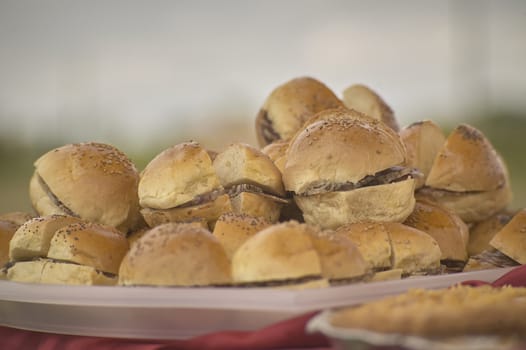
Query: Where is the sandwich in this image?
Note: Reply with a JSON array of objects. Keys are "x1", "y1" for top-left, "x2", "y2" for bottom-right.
[
  {"x1": 489, "y1": 208, "x2": 526, "y2": 265},
  {"x1": 118, "y1": 222, "x2": 232, "y2": 286},
  {"x1": 255, "y1": 76, "x2": 343, "y2": 147},
  {"x1": 138, "y1": 141, "x2": 232, "y2": 229},
  {"x1": 399, "y1": 120, "x2": 446, "y2": 189},
  {"x1": 282, "y1": 110, "x2": 417, "y2": 229},
  {"x1": 341, "y1": 84, "x2": 399, "y2": 131},
  {"x1": 404, "y1": 199, "x2": 469, "y2": 271},
  {"x1": 418, "y1": 124, "x2": 512, "y2": 223},
  {"x1": 6, "y1": 220, "x2": 129, "y2": 285},
  {"x1": 336, "y1": 222, "x2": 442, "y2": 277},
  {"x1": 29, "y1": 142, "x2": 142, "y2": 233},
  {"x1": 231, "y1": 221, "x2": 369, "y2": 287},
  {"x1": 212, "y1": 142, "x2": 288, "y2": 222}
]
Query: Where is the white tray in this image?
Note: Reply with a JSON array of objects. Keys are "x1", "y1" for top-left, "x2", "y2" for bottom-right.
[{"x1": 0, "y1": 267, "x2": 515, "y2": 340}]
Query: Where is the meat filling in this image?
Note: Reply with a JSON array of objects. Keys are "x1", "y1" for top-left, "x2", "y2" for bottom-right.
[
  {"x1": 299, "y1": 166, "x2": 421, "y2": 196},
  {"x1": 257, "y1": 110, "x2": 281, "y2": 144},
  {"x1": 227, "y1": 183, "x2": 289, "y2": 204},
  {"x1": 175, "y1": 188, "x2": 226, "y2": 208},
  {"x1": 37, "y1": 174, "x2": 80, "y2": 218}
]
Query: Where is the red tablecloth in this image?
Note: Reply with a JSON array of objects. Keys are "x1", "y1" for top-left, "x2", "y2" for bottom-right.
[{"x1": 1, "y1": 265, "x2": 526, "y2": 350}]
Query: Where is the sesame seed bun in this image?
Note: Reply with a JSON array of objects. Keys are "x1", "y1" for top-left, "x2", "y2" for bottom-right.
[
  {"x1": 118, "y1": 223, "x2": 232, "y2": 286},
  {"x1": 29, "y1": 142, "x2": 141, "y2": 233}
]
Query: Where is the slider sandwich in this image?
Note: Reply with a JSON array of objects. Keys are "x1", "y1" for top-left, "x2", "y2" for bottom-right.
[
  {"x1": 489, "y1": 208, "x2": 526, "y2": 265},
  {"x1": 418, "y1": 124, "x2": 512, "y2": 223},
  {"x1": 231, "y1": 221, "x2": 369, "y2": 288},
  {"x1": 6, "y1": 218, "x2": 128, "y2": 285},
  {"x1": 404, "y1": 199, "x2": 469, "y2": 272},
  {"x1": 336, "y1": 222, "x2": 442, "y2": 277},
  {"x1": 119, "y1": 223, "x2": 232, "y2": 286},
  {"x1": 282, "y1": 110, "x2": 418, "y2": 229},
  {"x1": 213, "y1": 143, "x2": 288, "y2": 223},
  {"x1": 138, "y1": 142, "x2": 232, "y2": 229},
  {"x1": 29, "y1": 142, "x2": 142, "y2": 233},
  {"x1": 341, "y1": 84, "x2": 399, "y2": 131},
  {"x1": 399, "y1": 120, "x2": 446, "y2": 189},
  {"x1": 255, "y1": 76, "x2": 343, "y2": 147},
  {"x1": 463, "y1": 211, "x2": 517, "y2": 272}
]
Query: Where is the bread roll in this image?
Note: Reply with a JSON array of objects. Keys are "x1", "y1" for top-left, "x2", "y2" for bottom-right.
[
  {"x1": 29, "y1": 142, "x2": 141, "y2": 233},
  {"x1": 119, "y1": 223, "x2": 232, "y2": 286}
]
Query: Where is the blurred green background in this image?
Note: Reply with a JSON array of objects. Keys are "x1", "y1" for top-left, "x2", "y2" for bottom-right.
[{"x1": 1, "y1": 111, "x2": 525, "y2": 215}]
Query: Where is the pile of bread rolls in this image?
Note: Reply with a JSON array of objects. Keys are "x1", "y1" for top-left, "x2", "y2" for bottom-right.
[{"x1": 1, "y1": 76, "x2": 524, "y2": 288}]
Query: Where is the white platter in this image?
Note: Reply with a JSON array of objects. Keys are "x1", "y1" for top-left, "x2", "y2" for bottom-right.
[{"x1": 0, "y1": 267, "x2": 515, "y2": 340}]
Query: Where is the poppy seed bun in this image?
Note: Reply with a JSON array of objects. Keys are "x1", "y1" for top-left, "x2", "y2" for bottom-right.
[
  {"x1": 139, "y1": 142, "x2": 222, "y2": 209},
  {"x1": 9, "y1": 214, "x2": 84, "y2": 261},
  {"x1": 255, "y1": 77, "x2": 343, "y2": 146},
  {"x1": 399, "y1": 120, "x2": 446, "y2": 188},
  {"x1": 47, "y1": 222, "x2": 129, "y2": 275},
  {"x1": 283, "y1": 116, "x2": 406, "y2": 194},
  {"x1": 490, "y1": 209, "x2": 526, "y2": 264},
  {"x1": 0, "y1": 212, "x2": 35, "y2": 226},
  {"x1": 341, "y1": 84, "x2": 399, "y2": 131},
  {"x1": 118, "y1": 223, "x2": 232, "y2": 286},
  {"x1": 29, "y1": 142, "x2": 141, "y2": 233},
  {"x1": 6, "y1": 258, "x2": 117, "y2": 285},
  {"x1": 232, "y1": 221, "x2": 322, "y2": 283}
]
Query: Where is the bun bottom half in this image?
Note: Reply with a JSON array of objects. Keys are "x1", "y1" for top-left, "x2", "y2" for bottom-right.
[{"x1": 294, "y1": 179, "x2": 416, "y2": 229}]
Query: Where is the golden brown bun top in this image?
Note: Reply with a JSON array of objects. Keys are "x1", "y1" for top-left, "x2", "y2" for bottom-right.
[
  {"x1": 468, "y1": 211, "x2": 513, "y2": 256},
  {"x1": 213, "y1": 142, "x2": 285, "y2": 196},
  {"x1": 342, "y1": 84, "x2": 399, "y2": 131},
  {"x1": 0, "y1": 220, "x2": 19, "y2": 266},
  {"x1": 490, "y1": 208, "x2": 526, "y2": 264},
  {"x1": 425, "y1": 124, "x2": 508, "y2": 192},
  {"x1": 138, "y1": 142, "x2": 222, "y2": 210},
  {"x1": 399, "y1": 120, "x2": 446, "y2": 185},
  {"x1": 118, "y1": 223, "x2": 232, "y2": 286},
  {"x1": 32, "y1": 142, "x2": 141, "y2": 233},
  {"x1": 9, "y1": 214, "x2": 85, "y2": 261},
  {"x1": 47, "y1": 221, "x2": 129, "y2": 274},
  {"x1": 0, "y1": 212, "x2": 35, "y2": 226},
  {"x1": 308, "y1": 229, "x2": 369, "y2": 280},
  {"x1": 404, "y1": 199, "x2": 469, "y2": 262},
  {"x1": 283, "y1": 113, "x2": 406, "y2": 193},
  {"x1": 231, "y1": 221, "x2": 322, "y2": 283},
  {"x1": 255, "y1": 76, "x2": 343, "y2": 146},
  {"x1": 212, "y1": 212, "x2": 271, "y2": 259}
]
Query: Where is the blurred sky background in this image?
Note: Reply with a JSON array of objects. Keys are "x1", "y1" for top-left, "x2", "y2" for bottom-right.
[{"x1": 1, "y1": 0, "x2": 526, "y2": 212}]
